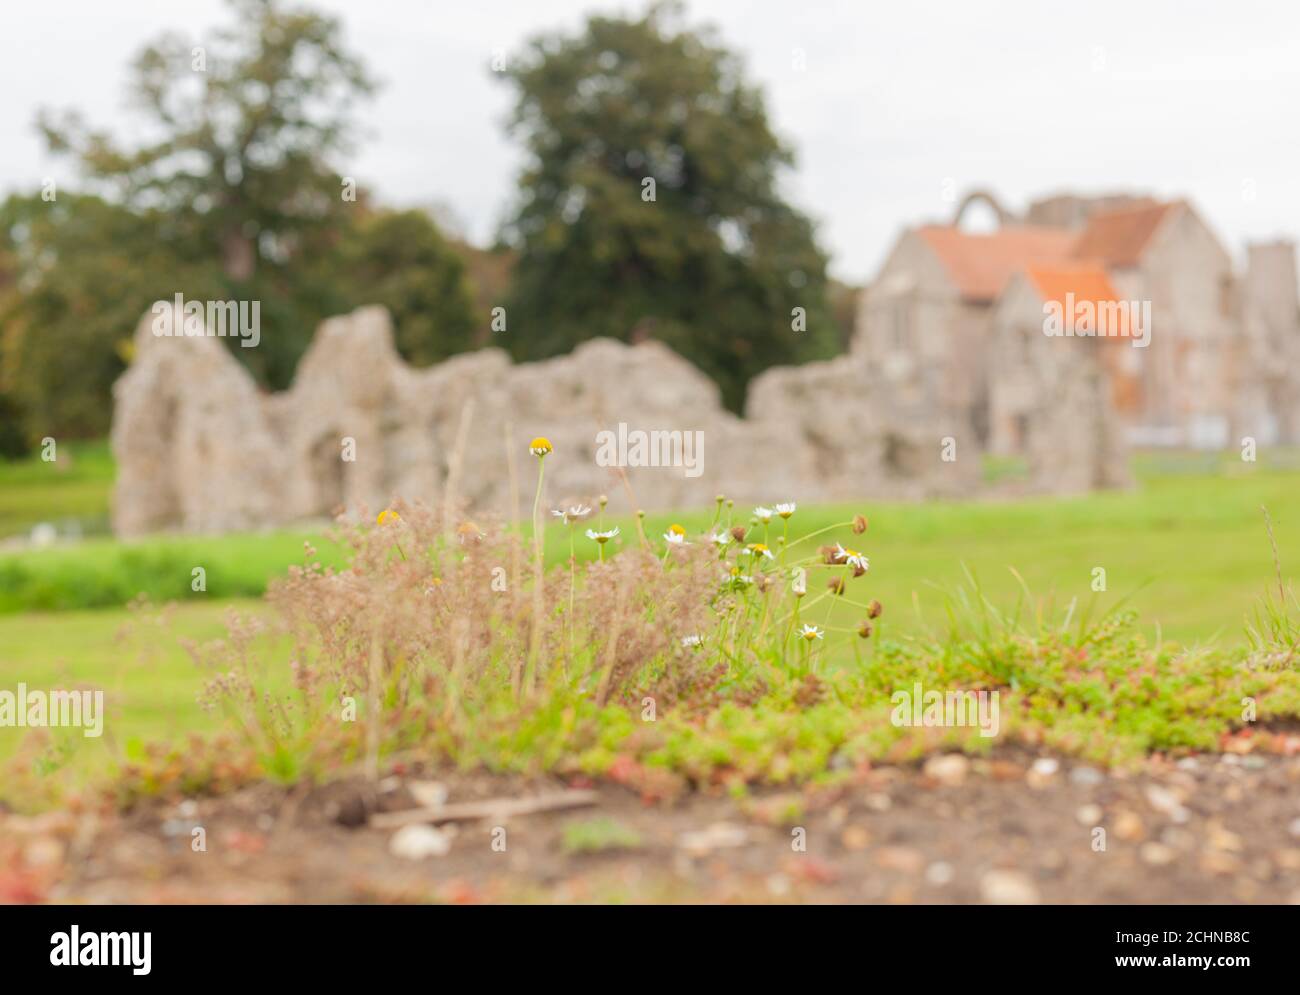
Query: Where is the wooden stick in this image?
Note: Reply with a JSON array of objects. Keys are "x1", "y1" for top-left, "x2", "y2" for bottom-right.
[{"x1": 370, "y1": 789, "x2": 598, "y2": 829}]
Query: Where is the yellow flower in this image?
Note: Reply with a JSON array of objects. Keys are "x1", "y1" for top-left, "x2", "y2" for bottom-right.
[
  {"x1": 663, "y1": 522, "x2": 689, "y2": 545},
  {"x1": 530, "y1": 436, "x2": 553, "y2": 457},
  {"x1": 377, "y1": 509, "x2": 400, "y2": 526}
]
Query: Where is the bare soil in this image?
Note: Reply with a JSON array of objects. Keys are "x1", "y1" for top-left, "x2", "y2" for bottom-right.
[{"x1": 7, "y1": 749, "x2": 1300, "y2": 904}]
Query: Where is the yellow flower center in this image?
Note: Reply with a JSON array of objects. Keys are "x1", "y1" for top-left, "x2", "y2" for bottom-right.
[
  {"x1": 377, "y1": 509, "x2": 400, "y2": 525},
  {"x1": 530, "y1": 436, "x2": 553, "y2": 455},
  {"x1": 669, "y1": 524, "x2": 686, "y2": 536}
]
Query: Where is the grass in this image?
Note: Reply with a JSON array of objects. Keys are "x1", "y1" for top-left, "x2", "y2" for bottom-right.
[
  {"x1": 0, "y1": 440, "x2": 115, "y2": 539},
  {"x1": 2, "y1": 447, "x2": 1299, "y2": 811},
  {"x1": 0, "y1": 531, "x2": 347, "y2": 612},
  {"x1": 8, "y1": 454, "x2": 1297, "y2": 644},
  {"x1": 0, "y1": 599, "x2": 281, "y2": 788}
]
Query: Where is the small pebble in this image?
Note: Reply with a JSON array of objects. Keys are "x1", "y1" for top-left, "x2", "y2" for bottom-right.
[
  {"x1": 925, "y1": 861, "x2": 955, "y2": 886},
  {"x1": 1140, "y1": 842, "x2": 1177, "y2": 866},
  {"x1": 1145, "y1": 785, "x2": 1191, "y2": 824},
  {"x1": 875, "y1": 846, "x2": 926, "y2": 874},
  {"x1": 1115, "y1": 810, "x2": 1145, "y2": 841},
  {"x1": 1069, "y1": 765, "x2": 1104, "y2": 787},
  {"x1": 923, "y1": 754, "x2": 969, "y2": 787},
  {"x1": 980, "y1": 869, "x2": 1040, "y2": 905},
  {"x1": 678, "y1": 822, "x2": 748, "y2": 856},
  {"x1": 1076, "y1": 804, "x2": 1103, "y2": 826},
  {"x1": 840, "y1": 826, "x2": 870, "y2": 851},
  {"x1": 389, "y1": 824, "x2": 451, "y2": 860}
]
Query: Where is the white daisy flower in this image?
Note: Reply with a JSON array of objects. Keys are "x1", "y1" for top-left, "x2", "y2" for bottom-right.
[
  {"x1": 799, "y1": 624, "x2": 824, "y2": 641},
  {"x1": 746, "y1": 542, "x2": 775, "y2": 560},
  {"x1": 552, "y1": 504, "x2": 592, "y2": 524},
  {"x1": 710, "y1": 531, "x2": 732, "y2": 547},
  {"x1": 835, "y1": 543, "x2": 869, "y2": 571},
  {"x1": 681, "y1": 634, "x2": 704, "y2": 648},
  {"x1": 663, "y1": 523, "x2": 690, "y2": 545},
  {"x1": 586, "y1": 527, "x2": 620, "y2": 544},
  {"x1": 775, "y1": 502, "x2": 797, "y2": 519},
  {"x1": 753, "y1": 506, "x2": 774, "y2": 524}
]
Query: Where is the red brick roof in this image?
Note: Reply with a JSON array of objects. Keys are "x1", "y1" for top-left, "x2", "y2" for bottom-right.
[
  {"x1": 1024, "y1": 264, "x2": 1131, "y2": 336},
  {"x1": 917, "y1": 225, "x2": 1078, "y2": 302},
  {"x1": 1070, "y1": 201, "x2": 1178, "y2": 267}
]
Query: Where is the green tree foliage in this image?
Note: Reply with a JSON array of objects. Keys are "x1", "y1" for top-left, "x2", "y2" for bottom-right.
[
  {"x1": 332, "y1": 209, "x2": 479, "y2": 366},
  {"x1": 0, "y1": 193, "x2": 222, "y2": 445},
  {"x1": 1, "y1": 0, "x2": 478, "y2": 442},
  {"x1": 497, "y1": 2, "x2": 839, "y2": 411},
  {"x1": 38, "y1": 0, "x2": 375, "y2": 286}
]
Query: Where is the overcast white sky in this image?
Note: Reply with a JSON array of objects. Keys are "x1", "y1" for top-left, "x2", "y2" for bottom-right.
[{"x1": 1, "y1": 0, "x2": 1297, "y2": 282}]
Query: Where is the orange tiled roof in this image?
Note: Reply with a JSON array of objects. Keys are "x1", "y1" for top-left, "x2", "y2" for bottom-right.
[
  {"x1": 917, "y1": 225, "x2": 1077, "y2": 302},
  {"x1": 1070, "y1": 201, "x2": 1178, "y2": 267},
  {"x1": 1024, "y1": 264, "x2": 1131, "y2": 337},
  {"x1": 1024, "y1": 263, "x2": 1144, "y2": 412}
]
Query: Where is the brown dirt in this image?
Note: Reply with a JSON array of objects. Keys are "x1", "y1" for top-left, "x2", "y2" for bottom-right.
[{"x1": 7, "y1": 749, "x2": 1300, "y2": 904}]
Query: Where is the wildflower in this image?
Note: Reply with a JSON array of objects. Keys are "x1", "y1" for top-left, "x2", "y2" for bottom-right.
[
  {"x1": 746, "y1": 542, "x2": 774, "y2": 561},
  {"x1": 867, "y1": 599, "x2": 883, "y2": 619},
  {"x1": 457, "y1": 520, "x2": 485, "y2": 543},
  {"x1": 834, "y1": 544, "x2": 869, "y2": 572},
  {"x1": 663, "y1": 523, "x2": 690, "y2": 545},
  {"x1": 586, "y1": 527, "x2": 620, "y2": 544},
  {"x1": 775, "y1": 502, "x2": 797, "y2": 519},
  {"x1": 827, "y1": 576, "x2": 846, "y2": 595},
  {"x1": 551, "y1": 504, "x2": 592, "y2": 524},
  {"x1": 377, "y1": 508, "x2": 406, "y2": 560},
  {"x1": 709, "y1": 530, "x2": 732, "y2": 547},
  {"x1": 726, "y1": 566, "x2": 754, "y2": 588},
  {"x1": 530, "y1": 437, "x2": 553, "y2": 457},
  {"x1": 730, "y1": 525, "x2": 748, "y2": 543},
  {"x1": 681, "y1": 634, "x2": 704, "y2": 648},
  {"x1": 753, "y1": 506, "x2": 774, "y2": 524},
  {"x1": 821, "y1": 544, "x2": 845, "y2": 565},
  {"x1": 857, "y1": 621, "x2": 874, "y2": 639},
  {"x1": 799, "y1": 624, "x2": 824, "y2": 641},
  {"x1": 852, "y1": 514, "x2": 868, "y2": 535}
]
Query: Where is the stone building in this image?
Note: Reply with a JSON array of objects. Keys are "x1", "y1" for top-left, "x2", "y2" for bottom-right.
[
  {"x1": 858, "y1": 189, "x2": 1300, "y2": 488},
  {"x1": 111, "y1": 302, "x2": 975, "y2": 536},
  {"x1": 856, "y1": 198, "x2": 1077, "y2": 449},
  {"x1": 989, "y1": 265, "x2": 1134, "y2": 490}
]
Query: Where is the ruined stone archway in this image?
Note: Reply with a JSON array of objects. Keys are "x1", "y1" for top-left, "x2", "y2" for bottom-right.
[{"x1": 953, "y1": 189, "x2": 1014, "y2": 229}]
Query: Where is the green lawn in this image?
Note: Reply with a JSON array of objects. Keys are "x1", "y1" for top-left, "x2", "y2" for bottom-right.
[
  {"x1": 1, "y1": 452, "x2": 1297, "y2": 641},
  {"x1": 0, "y1": 440, "x2": 115, "y2": 539},
  {"x1": 1, "y1": 447, "x2": 1298, "y2": 795}
]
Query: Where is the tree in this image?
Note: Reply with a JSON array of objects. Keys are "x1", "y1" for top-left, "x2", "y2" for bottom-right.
[
  {"x1": 38, "y1": 0, "x2": 375, "y2": 285},
  {"x1": 0, "y1": 192, "x2": 222, "y2": 443},
  {"x1": 331, "y1": 209, "x2": 479, "y2": 366},
  {"x1": 12, "y1": 0, "x2": 479, "y2": 417},
  {"x1": 497, "y1": 2, "x2": 838, "y2": 411}
]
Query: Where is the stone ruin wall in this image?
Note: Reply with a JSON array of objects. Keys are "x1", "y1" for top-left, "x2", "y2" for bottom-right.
[{"x1": 110, "y1": 301, "x2": 1080, "y2": 536}]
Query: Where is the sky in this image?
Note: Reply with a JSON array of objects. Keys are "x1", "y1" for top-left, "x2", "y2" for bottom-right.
[{"x1": 1, "y1": 0, "x2": 1297, "y2": 283}]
